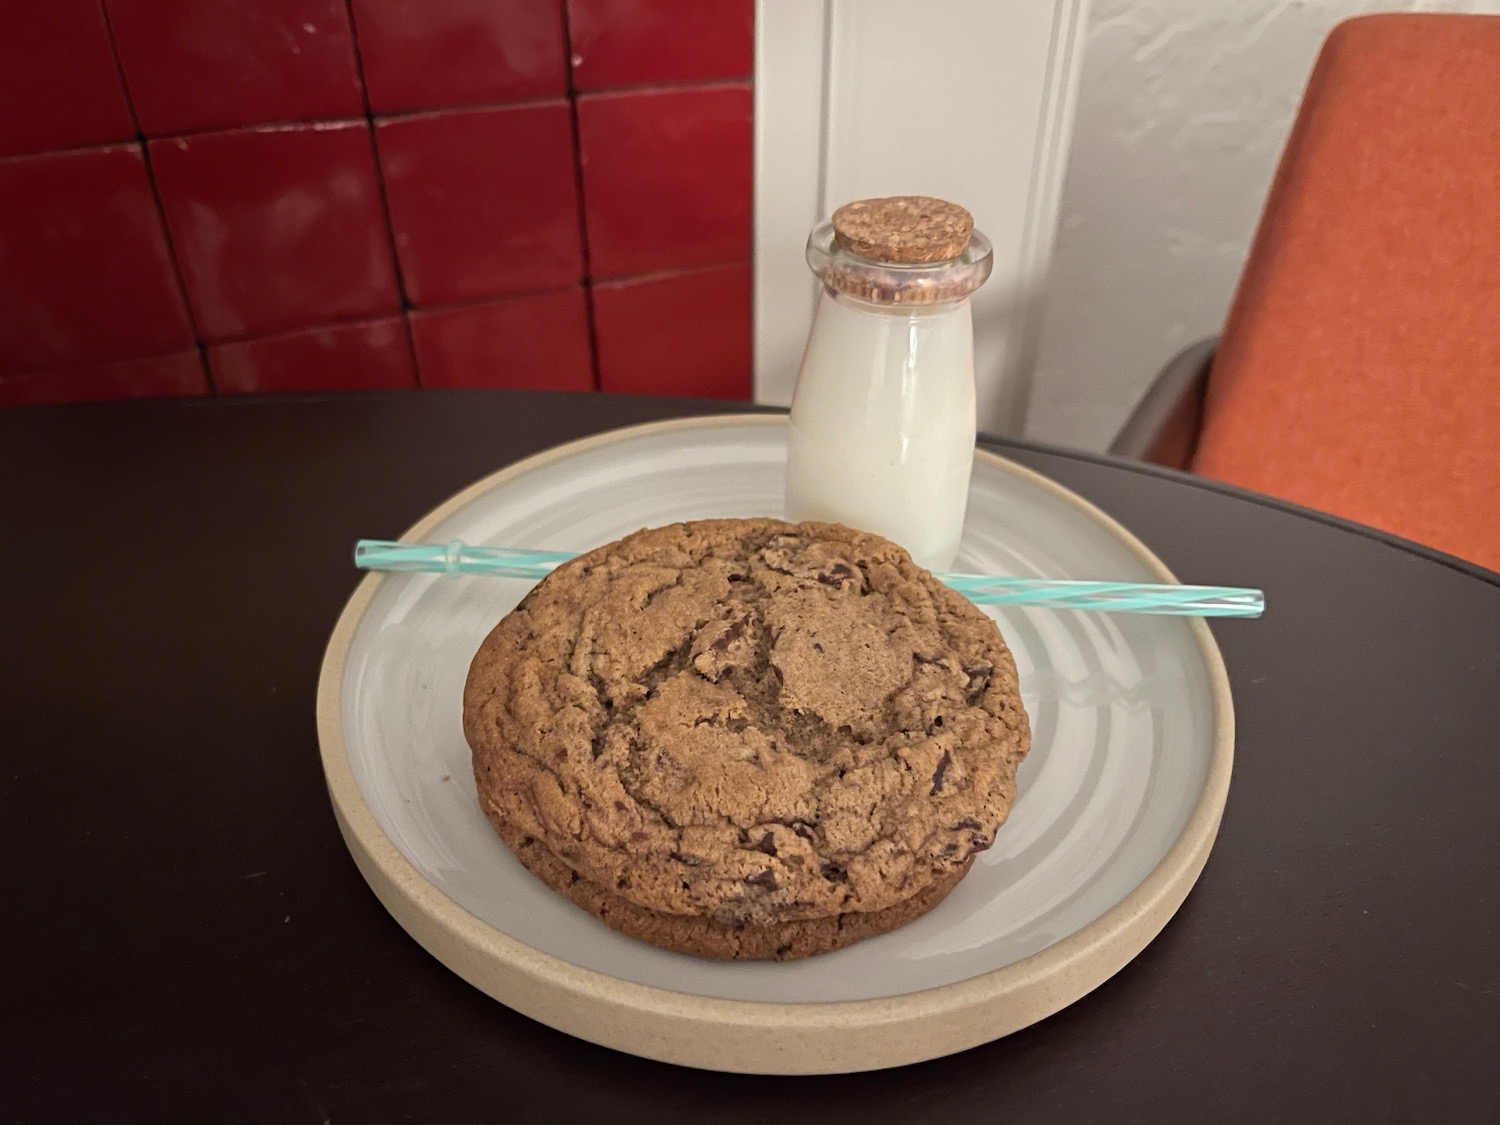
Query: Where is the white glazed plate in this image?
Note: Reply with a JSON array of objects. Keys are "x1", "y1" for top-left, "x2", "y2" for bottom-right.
[{"x1": 316, "y1": 415, "x2": 1233, "y2": 1073}]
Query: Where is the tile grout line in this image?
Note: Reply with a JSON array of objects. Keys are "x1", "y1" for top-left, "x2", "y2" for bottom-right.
[
  {"x1": 189, "y1": 311, "x2": 413, "y2": 350},
  {"x1": 591, "y1": 259, "x2": 751, "y2": 290},
  {"x1": 560, "y1": 0, "x2": 603, "y2": 393},
  {"x1": 5, "y1": 312, "x2": 412, "y2": 383},
  {"x1": 0, "y1": 78, "x2": 757, "y2": 170},
  {"x1": 343, "y1": 0, "x2": 422, "y2": 390},
  {"x1": 573, "y1": 74, "x2": 754, "y2": 100},
  {"x1": 95, "y1": 0, "x2": 214, "y2": 393},
  {"x1": 7, "y1": 252, "x2": 753, "y2": 387},
  {"x1": 4, "y1": 263, "x2": 755, "y2": 381}
]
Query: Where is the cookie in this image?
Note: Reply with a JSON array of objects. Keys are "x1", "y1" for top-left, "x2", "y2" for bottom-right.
[
  {"x1": 496, "y1": 820, "x2": 974, "y2": 960},
  {"x1": 463, "y1": 519, "x2": 1030, "y2": 958}
]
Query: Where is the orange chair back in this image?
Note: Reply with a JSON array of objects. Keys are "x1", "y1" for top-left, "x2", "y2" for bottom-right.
[{"x1": 1192, "y1": 14, "x2": 1500, "y2": 572}]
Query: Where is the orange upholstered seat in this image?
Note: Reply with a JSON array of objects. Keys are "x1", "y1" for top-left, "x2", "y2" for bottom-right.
[{"x1": 1190, "y1": 13, "x2": 1500, "y2": 572}]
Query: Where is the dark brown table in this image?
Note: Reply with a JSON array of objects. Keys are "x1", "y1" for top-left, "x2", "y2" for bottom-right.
[{"x1": 4, "y1": 391, "x2": 1498, "y2": 1124}]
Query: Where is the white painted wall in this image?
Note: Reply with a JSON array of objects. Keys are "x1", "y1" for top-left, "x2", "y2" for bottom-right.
[{"x1": 1026, "y1": 0, "x2": 1500, "y2": 452}]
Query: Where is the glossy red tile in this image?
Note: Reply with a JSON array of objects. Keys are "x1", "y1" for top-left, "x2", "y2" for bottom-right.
[
  {"x1": 149, "y1": 124, "x2": 400, "y2": 342},
  {"x1": 377, "y1": 105, "x2": 583, "y2": 307},
  {"x1": 207, "y1": 318, "x2": 415, "y2": 394},
  {"x1": 410, "y1": 291, "x2": 593, "y2": 390},
  {"x1": 593, "y1": 262, "x2": 750, "y2": 399},
  {"x1": 105, "y1": 0, "x2": 362, "y2": 135},
  {"x1": 577, "y1": 85, "x2": 751, "y2": 280},
  {"x1": 0, "y1": 146, "x2": 194, "y2": 376},
  {"x1": 568, "y1": 0, "x2": 753, "y2": 91},
  {"x1": 0, "y1": 2, "x2": 135, "y2": 158},
  {"x1": 352, "y1": 0, "x2": 567, "y2": 113},
  {"x1": 0, "y1": 351, "x2": 207, "y2": 409}
]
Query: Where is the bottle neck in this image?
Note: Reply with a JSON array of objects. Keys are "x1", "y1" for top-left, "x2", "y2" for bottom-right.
[
  {"x1": 819, "y1": 285, "x2": 970, "y2": 319},
  {"x1": 805, "y1": 219, "x2": 993, "y2": 307}
]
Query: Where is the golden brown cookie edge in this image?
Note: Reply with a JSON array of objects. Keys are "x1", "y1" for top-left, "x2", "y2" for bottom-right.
[{"x1": 492, "y1": 815, "x2": 974, "y2": 961}]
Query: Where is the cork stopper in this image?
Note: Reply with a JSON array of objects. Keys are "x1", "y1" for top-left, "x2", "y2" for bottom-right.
[
  {"x1": 832, "y1": 196, "x2": 974, "y2": 264},
  {"x1": 807, "y1": 200, "x2": 992, "y2": 307}
]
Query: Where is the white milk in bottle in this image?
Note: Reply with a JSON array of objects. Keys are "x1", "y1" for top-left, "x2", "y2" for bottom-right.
[{"x1": 784, "y1": 196, "x2": 993, "y2": 572}]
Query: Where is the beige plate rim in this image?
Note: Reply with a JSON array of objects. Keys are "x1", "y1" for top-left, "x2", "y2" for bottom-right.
[{"x1": 315, "y1": 413, "x2": 1234, "y2": 1074}]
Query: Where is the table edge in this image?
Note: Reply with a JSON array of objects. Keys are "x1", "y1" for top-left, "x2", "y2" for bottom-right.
[{"x1": 9, "y1": 390, "x2": 1493, "y2": 586}]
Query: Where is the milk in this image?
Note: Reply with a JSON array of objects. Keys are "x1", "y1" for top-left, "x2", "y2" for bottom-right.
[{"x1": 785, "y1": 288, "x2": 976, "y2": 572}]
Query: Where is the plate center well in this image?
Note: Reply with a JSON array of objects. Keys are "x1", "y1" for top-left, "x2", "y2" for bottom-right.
[{"x1": 339, "y1": 417, "x2": 1218, "y2": 1003}]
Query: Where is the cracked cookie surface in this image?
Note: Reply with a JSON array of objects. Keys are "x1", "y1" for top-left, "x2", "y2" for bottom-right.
[{"x1": 463, "y1": 519, "x2": 1030, "y2": 952}]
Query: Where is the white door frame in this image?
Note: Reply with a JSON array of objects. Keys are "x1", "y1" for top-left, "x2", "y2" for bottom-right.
[{"x1": 754, "y1": 0, "x2": 1090, "y2": 436}]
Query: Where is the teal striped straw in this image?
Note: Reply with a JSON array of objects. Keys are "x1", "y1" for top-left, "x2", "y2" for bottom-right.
[{"x1": 354, "y1": 539, "x2": 1263, "y2": 618}]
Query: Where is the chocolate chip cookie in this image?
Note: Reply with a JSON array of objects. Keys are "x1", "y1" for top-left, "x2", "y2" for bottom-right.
[{"x1": 463, "y1": 519, "x2": 1030, "y2": 959}]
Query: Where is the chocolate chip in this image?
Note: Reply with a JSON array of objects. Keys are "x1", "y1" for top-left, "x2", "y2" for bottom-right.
[
  {"x1": 816, "y1": 567, "x2": 852, "y2": 594},
  {"x1": 816, "y1": 562, "x2": 860, "y2": 589},
  {"x1": 670, "y1": 851, "x2": 705, "y2": 866},
  {"x1": 754, "y1": 832, "x2": 778, "y2": 857},
  {"x1": 964, "y1": 662, "x2": 993, "y2": 701},
  {"x1": 930, "y1": 750, "x2": 952, "y2": 795},
  {"x1": 613, "y1": 800, "x2": 627, "y2": 812},
  {"x1": 710, "y1": 614, "x2": 751, "y2": 652},
  {"x1": 630, "y1": 830, "x2": 649, "y2": 842},
  {"x1": 820, "y1": 862, "x2": 847, "y2": 883},
  {"x1": 746, "y1": 869, "x2": 779, "y2": 891},
  {"x1": 954, "y1": 817, "x2": 982, "y2": 831}
]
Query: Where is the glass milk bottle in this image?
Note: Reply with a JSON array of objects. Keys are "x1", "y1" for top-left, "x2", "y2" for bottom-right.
[{"x1": 784, "y1": 196, "x2": 993, "y2": 572}]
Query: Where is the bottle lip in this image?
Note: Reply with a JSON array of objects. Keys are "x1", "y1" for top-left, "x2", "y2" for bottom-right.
[{"x1": 806, "y1": 220, "x2": 994, "y2": 306}]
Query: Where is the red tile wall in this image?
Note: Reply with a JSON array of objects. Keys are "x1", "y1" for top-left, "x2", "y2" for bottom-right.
[{"x1": 0, "y1": 0, "x2": 753, "y2": 406}]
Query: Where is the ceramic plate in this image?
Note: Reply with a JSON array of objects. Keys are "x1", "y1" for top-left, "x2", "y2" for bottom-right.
[{"x1": 316, "y1": 414, "x2": 1232, "y2": 1074}]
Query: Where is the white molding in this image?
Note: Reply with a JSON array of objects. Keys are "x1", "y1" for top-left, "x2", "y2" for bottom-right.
[
  {"x1": 1008, "y1": 0, "x2": 1091, "y2": 433},
  {"x1": 752, "y1": 2, "x2": 828, "y2": 413},
  {"x1": 754, "y1": 0, "x2": 1091, "y2": 436}
]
